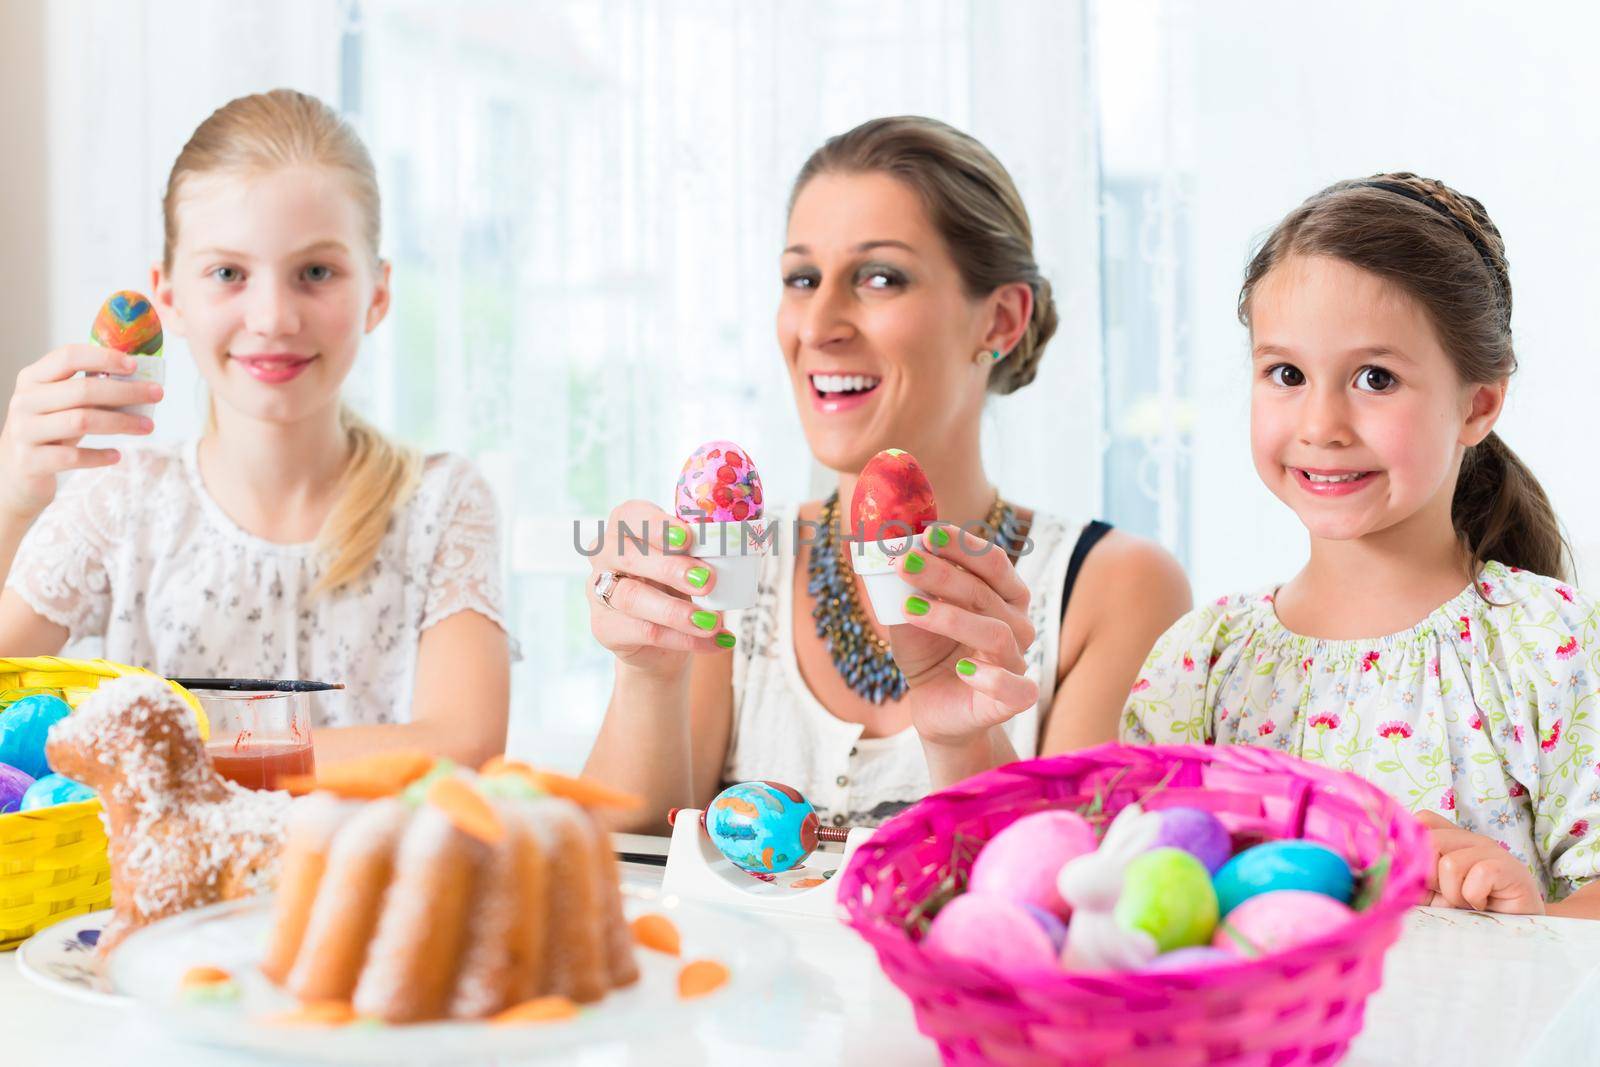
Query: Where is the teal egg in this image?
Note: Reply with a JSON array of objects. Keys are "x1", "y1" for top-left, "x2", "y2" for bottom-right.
[
  {"x1": 19, "y1": 773, "x2": 96, "y2": 811},
  {"x1": 1114, "y1": 847, "x2": 1219, "y2": 952},
  {"x1": 705, "y1": 781, "x2": 820, "y2": 873},
  {"x1": 0, "y1": 694, "x2": 73, "y2": 780},
  {"x1": 1213, "y1": 840, "x2": 1354, "y2": 915}
]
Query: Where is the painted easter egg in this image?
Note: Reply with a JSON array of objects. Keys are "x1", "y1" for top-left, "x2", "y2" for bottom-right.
[
  {"x1": 90, "y1": 290, "x2": 163, "y2": 356},
  {"x1": 1150, "y1": 806, "x2": 1233, "y2": 874},
  {"x1": 675, "y1": 440, "x2": 763, "y2": 523},
  {"x1": 969, "y1": 809, "x2": 1097, "y2": 917},
  {"x1": 19, "y1": 773, "x2": 96, "y2": 811},
  {"x1": 924, "y1": 892, "x2": 1060, "y2": 973},
  {"x1": 1114, "y1": 847, "x2": 1219, "y2": 953},
  {"x1": 0, "y1": 693, "x2": 73, "y2": 780},
  {"x1": 850, "y1": 449, "x2": 937, "y2": 542},
  {"x1": 705, "y1": 780, "x2": 818, "y2": 873},
  {"x1": 1213, "y1": 839, "x2": 1355, "y2": 916},
  {"x1": 1020, "y1": 903, "x2": 1068, "y2": 954},
  {"x1": 0, "y1": 761, "x2": 34, "y2": 814},
  {"x1": 1142, "y1": 945, "x2": 1238, "y2": 973},
  {"x1": 1214, "y1": 889, "x2": 1356, "y2": 957}
]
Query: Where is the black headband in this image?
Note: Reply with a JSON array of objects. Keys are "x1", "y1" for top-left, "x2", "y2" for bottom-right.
[{"x1": 1358, "y1": 180, "x2": 1508, "y2": 316}]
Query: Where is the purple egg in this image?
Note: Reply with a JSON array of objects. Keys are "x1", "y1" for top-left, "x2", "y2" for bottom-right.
[
  {"x1": 924, "y1": 893, "x2": 1061, "y2": 973},
  {"x1": 1152, "y1": 806, "x2": 1232, "y2": 873},
  {"x1": 0, "y1": 761, "x2": 35, "y2": 814},
  {"x1": 1143, "y1": 946, "x2": 1238, "y2": 972},
  {"x1": 1021, "y1": 903, "x2": 1068, "y2": 954}
]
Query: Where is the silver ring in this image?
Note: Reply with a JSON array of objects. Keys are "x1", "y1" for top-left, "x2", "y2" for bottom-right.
[{"x1": 593, "y1": 570, "x2": 620, "y2": 608}]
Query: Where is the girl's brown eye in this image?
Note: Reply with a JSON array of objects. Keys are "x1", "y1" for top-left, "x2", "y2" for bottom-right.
[
  {"x1": 1355, "y1": 366, "x2": 1396, "y2": 393},
  {"x1": 1268, "y1": 364, "x2": 1304, "y2": 387}
]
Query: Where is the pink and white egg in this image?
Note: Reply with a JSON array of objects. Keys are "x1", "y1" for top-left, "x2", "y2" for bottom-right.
[{"x1": 675, "y1": 440, "x2": 763, "y2": 524}]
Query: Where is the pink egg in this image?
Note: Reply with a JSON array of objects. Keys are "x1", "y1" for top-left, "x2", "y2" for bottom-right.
[
  {"x1": 1213, "y1": 889, "x2": 1356, "y2": 957},
  {"x1": 924, "y1": 893, "x2": 1061, "y2": 973},
  {"x1": 969, "y1": 809, "x2": 1097, "y2": 917},
  {"x1": 674, "y1": 440, "x2": 763, "y2": 523}
]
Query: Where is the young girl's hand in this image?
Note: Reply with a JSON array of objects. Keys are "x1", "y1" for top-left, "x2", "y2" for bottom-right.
[
  {"x1": 0, "y1": 345, "x2": 159, "y2": 522},
  {"x1": 586, "y1": 499, "x2": 732, "y2": 679},
  {"x1": 893, "y1": 522, "x2": 1039, "y2": 747},
  {"x1": 1418, "y1": 810, "x2": 1546, "y2": 915}
]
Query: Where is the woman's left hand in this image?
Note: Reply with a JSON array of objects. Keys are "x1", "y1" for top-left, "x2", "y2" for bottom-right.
[{"x1": 889, "y1": 522, "x2": 1038, "y2": 748}]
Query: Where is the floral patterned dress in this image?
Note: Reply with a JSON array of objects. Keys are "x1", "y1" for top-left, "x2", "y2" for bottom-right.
[{"x1": 1121, "y1": 561, "x2": 1600, "y2": 902}]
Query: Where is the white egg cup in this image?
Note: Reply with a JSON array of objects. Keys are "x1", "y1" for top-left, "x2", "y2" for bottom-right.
[
  {"x1": 91, "y1": 354, "x2": 164, "y2": 420},
  {"x1": 849, "y1": 533, "x2": 919, "y2": 626},
  {"x1": 661, "y1": 807, "x2": 875, "y2": 918},
  {"x1": 686, "y1": 519, "x2": 768, "y2": 612}
]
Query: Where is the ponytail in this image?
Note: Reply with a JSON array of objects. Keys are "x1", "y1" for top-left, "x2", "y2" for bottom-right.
[
  {"x1": 1452, "y1": 431, "x2": 1568, "y2": 582},
  {"x1": 312, "y1": 406, "x2": 421, "y2": 595}
]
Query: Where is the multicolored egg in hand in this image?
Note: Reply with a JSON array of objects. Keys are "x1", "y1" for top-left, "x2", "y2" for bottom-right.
[
  {"x1": 90, "y1": 290, "x2": 163, "y2": 356},
  {"x1": 705, "y1": 780, "x2": 818, "y2": 873},
  {"x1": 675, "y1": 440, "x2": 763, "y2": 523},
  {"x1": 850, "y1": 448, "x2": 937, "y2": 541}
]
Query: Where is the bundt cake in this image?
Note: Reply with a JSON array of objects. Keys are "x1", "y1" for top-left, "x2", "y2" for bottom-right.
[{"x1": 262, "y1": 758, "x2": 640, "y2": 1023}]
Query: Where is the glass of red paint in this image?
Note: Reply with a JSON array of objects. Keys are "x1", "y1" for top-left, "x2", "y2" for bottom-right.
[{"x1": 200, "y1": 690, "x2": 316, "y2": 791}]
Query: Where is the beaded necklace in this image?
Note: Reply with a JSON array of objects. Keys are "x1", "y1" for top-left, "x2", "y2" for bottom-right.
[{"x1": 807, "y1": 491, "x2": 1014, "y2": 705}]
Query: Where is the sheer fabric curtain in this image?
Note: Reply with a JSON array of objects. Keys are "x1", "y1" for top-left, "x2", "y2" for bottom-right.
[{"x1": 342, "y1": 1, "x2": 1105, "y2": 766}]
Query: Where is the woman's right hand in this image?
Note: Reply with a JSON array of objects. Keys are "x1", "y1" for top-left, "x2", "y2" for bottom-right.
[
  {"x1": 587, "y1": 500, "x2": 734, "y2": 678},
  {"x1": 0, "y1": 346, "x2": 160, "y2": 523}
]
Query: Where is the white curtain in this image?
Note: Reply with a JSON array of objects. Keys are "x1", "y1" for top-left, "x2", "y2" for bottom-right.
[{"x1": 46, "y1": 0, "x2": 1104, "y2": 767}]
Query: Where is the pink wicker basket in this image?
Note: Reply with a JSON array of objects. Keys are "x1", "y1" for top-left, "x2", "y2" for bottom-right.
[{"x1": 838, "y1": 744, "x2": 1430, "y2": 1067}]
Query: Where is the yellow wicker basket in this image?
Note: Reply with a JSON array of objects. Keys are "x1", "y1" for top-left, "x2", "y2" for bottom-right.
[{"x1": 0, "y1": 657, "x2": 207, "y2": 950}]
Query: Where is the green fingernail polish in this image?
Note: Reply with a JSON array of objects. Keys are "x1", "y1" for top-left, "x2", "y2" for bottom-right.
[
  {"x1": 692, "y1": 609, "x2": 718, "y2": 631},
  {"x1": 956, "y1": 658, "x2": 977, "y2": 676},
  {"x1": 715, "y1": 631, "x2": 736, "y2": 649},
  {"x1": 666, "y1": 525, "x2": 688, "y2": 548},
  {"x1": 903, "y1": 552, "x2": 925, "y2": 574},
  {"x1": 929, "y1": 527, "x2": 950, "y2": 549},
  {"x1": 686, "y1": 565, "x2": 710, "y2": 589},
  {"x1": 905, "y1": 596, "x2": 930, "y2": 616}
]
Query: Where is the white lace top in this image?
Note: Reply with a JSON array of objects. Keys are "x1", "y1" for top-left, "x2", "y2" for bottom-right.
[
  {"x1": 727, "y1": 505, "x2": 1082, "y2": 828},
  {"x1": 6, "y1": 441, "x2": 511, "y2": 727}
]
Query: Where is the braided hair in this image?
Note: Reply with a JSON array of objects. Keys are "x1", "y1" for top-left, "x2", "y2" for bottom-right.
[{"x1": 1237, "y1": 171, "x2": 1567, "y2": 582}]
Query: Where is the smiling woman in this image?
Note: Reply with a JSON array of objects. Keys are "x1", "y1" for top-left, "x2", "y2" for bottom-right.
[
  {"x1": 0, "y1": 89, "x2": 513, "y2": 768},
  {"x1": 582, "y1": 116, "x2": 1191, "y2": 832}
]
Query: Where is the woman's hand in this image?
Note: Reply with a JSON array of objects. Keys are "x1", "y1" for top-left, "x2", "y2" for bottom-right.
[
  {"x1": 1418, "y1": 811, "x2": 1545, "y2": 915},
  {"x1": 586, "y1": 500, "x2": 735, "y2": 680},
  {"x1": 891, "y1": 522, "x2": 1038, "y2": 749},
  {"x1": 0, "y1": 345, "x2": 160, "y2": 522}
]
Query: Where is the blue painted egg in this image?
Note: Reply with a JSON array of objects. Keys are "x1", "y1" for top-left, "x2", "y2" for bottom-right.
[
  {"x1": 1212, "y1": 839, "x2": 1354, "y2": 915},
  {"x1": 705, "y1": 780, "x2": 819, "y2": 873},
  {"x1": 0, "y1": 694, "x2": 73, "y2": 780},
  {"x1": 0, "y1": 761, "x2": 34, "y2": 814},
  {"x1": 19, "y1": 773, "x2": 96, "y2": 811}
]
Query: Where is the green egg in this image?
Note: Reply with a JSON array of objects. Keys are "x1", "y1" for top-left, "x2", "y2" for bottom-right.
[{"x1": 1114, "y1": 847, "x2": 1220, "y2": 952}]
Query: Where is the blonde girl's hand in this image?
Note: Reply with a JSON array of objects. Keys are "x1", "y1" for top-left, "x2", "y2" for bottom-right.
[
  {"x1": 586, "y1": 499, "x2": 735, "y2": 679},
  {"x1": 891, "y1": 522, "x2": 1039, "y2": 747},
  {"x1": 0, "y1": 345, "x2": 160, "y2": 522},
  {"x1": 1417, "y1": 811, "x2": 1546, "y2": 915}
]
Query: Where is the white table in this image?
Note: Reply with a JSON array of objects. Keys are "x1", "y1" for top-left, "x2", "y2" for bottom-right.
[{"x1": 7, "y1": 843, "x2": 1600, "y2": 1067}]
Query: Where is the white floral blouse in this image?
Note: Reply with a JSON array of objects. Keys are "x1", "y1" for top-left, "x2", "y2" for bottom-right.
[
  {"x1": 1122, "y1": 561, "x2": 1600, "y2": 902},
  {"x1": 6, "y1": 441, "x2": 512, "y2": 727}
]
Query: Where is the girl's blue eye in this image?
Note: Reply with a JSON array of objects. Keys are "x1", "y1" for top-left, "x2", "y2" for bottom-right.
[
  {"x1": 303, "y1": 265, "x2": 333, "y2": 283},
  {"x1": 1267, "y1": 364, "x2": 1305, "y2": 387},
  {"x1": 212, "y1": 266, "x2": 242, "y2": 284},
  {"x1": 1354, "y1": 366, "x2": 1397, "y2": 394}
]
